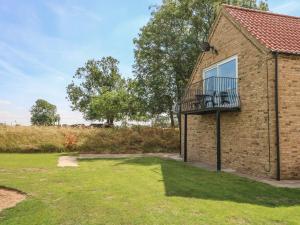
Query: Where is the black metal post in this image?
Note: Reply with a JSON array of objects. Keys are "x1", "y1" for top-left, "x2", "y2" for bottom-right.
[
  {"x1": 216, "y1": 110, "x2": 221, "y2": 171},
  {"x1": 184, "y1": 114, "x2": 187, "y2": 162},
  {"x1": 274, "y1": 52, "x2": 281, "y2": 181},
  {"x1": 179, "y1": 105, "x2": 182, "y2": 156}
]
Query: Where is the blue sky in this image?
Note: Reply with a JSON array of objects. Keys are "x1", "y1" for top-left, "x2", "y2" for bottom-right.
[{"x1": 0, "y1": 0, "x2": 299, "y2": 125}]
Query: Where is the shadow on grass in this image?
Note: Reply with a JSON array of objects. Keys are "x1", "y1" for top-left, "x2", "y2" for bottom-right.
[{"x1": 101, "y1": 157, "x2": 300, "y2": 208}]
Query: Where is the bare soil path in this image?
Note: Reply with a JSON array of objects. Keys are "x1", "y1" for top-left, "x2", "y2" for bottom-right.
[
  {"x1": 0, "y1": 188, "x2": 26, "y2": 212},
  {"x1": 78, "y1": 153, "x2": 181, "y2": 160},
  {"x1": 57, "y1": 156, "x2": 78, "y2": 167},
  {"x1": 57, "y1": 153, "x2": 181, "y2": 167}
]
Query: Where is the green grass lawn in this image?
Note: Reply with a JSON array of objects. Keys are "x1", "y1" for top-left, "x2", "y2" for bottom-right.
[{"x1": 1, "y1": 154, "x2": 300, "y2": 225}]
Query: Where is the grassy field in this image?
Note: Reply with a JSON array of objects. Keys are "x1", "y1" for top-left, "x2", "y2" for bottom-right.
[
  {"x1": 0, "y1": 126, "x2": 179, "y2": 153},
  {"x1": 0, "y1": 154, "x2": 300, "y2": 225}
]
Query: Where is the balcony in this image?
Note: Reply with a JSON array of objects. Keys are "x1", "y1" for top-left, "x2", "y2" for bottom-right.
[{"x1": 180, "y1": 77, "x2": 240, "y2": 114}]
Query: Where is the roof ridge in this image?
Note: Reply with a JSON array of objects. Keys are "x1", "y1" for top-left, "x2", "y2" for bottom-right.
[{"x1": 222, "y1": 4, "x2": 300, "y2": 20}]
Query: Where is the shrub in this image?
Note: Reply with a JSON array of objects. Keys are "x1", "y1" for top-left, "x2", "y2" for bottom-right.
[
  {"x1": 0, "y1": 126, "x2": 179, "y2": 153},
  {"x1": 64, "y1": 133, "x2": 78, "y2": 151}
]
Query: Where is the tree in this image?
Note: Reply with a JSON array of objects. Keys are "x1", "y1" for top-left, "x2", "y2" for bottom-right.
[
  {"x1": 126, "y1": 78, "x2": 151, "y2": 121},
  {"x1": 66, "y1": 56, "x2": 127, "y2": 124},
  {"x1": 88, "y1": 89, "x2": 129, "y2": 124},
  {"x1": 133, "y1": 0, "x2": 268, "y2": 127},
  {"x1": 30, "y1": 99, "x2": 60, "y2": 126},
  {"x1": 220, "y1": 0, "x2": 269, "y2": 10}
]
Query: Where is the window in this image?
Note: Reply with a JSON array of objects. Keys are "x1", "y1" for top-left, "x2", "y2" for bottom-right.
[
  {"x1": 203, "y1": 56, "x2": 238, "y2": 94},
  {"x1": 203, "y1": 67, "x2": 217, "y2": 94},
  {"x1": 219, "y1": 59, "x2": 237, "y2": 79}
]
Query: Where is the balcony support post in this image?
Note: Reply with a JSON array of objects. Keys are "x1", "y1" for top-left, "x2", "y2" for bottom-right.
[
  {"x1": 216, "y1": 110, "x2": 221, "y2": 171},
  {"x1": 179, "y1": 105, "x2": 182, "y2": 156},
  {"x1": 184, "y1": 114, "x2": 188, "y2": 162},
  {"x1": 274, "y1": 52, "x2": 281, "y2": 181}
]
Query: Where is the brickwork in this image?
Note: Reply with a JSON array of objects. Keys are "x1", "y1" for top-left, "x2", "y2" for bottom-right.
[
  {"x1": 181, "y1": 11, "x2": 280, "y2": 178},
  {"x1": 278, "y1": 55, "x2": 300, "y2": 179}
]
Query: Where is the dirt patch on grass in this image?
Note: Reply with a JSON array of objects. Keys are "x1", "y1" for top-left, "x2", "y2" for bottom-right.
[{"x1": 0, "y1": 188, "x2": 26, "y2": 212}]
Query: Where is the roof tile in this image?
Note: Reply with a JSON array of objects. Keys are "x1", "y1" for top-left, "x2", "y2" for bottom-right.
[{"x1": 224, "y1": 5, "x2": 300, "y2": 54}]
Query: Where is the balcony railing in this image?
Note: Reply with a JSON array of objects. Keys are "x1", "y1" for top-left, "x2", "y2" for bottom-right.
[{"x1": 181, "y1": 77, "x2": 240, "y2": 114}]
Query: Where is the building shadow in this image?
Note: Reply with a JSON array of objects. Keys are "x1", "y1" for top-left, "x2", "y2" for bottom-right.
[{"x1": 112, "y1": 157, "x2": 300, "y2": 207}]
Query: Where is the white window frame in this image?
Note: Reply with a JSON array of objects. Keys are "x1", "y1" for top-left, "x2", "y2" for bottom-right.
[{"x1": 203, "y1": 55, "x2": 238, "y2": 80}]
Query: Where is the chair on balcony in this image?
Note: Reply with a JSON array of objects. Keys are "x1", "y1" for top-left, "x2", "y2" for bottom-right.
[
  {"x1": 220, "y1": 91, "x2": 230, "y2": 105},
  {"x1": 204, "y1": 92, "x2": 215, "y2": 108},
  {"x1": 193, "y1": 95, "x2": 203, "y2": 110},
  {"x1": 194, "y1": 94, "x2": 215, "y2": 109}
]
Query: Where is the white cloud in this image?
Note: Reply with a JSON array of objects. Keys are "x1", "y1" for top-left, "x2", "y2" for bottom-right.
[
  {"x1": 71, "y1": 5, "x2": 102, "y2": 23},
  {"x1": 271, "y1": 1, "x2": 300, "y2": 16},
  {"x1": 0, "y1": 41, "x2": 68, "y2": 78},
  {"x1": 45, "y1": 2, "x2": 102, "y2": 24},
  {"x1": 56, "y1": 108, "x2": 87, "y2": 125},
  {"x1": 0, "y1": 100, "x2": 11, "y2": 105},
  {"x1": 0, "y1": 58, "x2": 30, "y2": 79},
  {"x1": 0, "y1": 110, "x2": 10, "y2": 117},
  {"x1": 0, "y1": 109, "x2": 30, "y2": 125}
]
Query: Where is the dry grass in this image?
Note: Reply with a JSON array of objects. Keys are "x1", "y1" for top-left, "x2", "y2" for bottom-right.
[{"x1": 0, "y1": 126, "x2": 179, "y2": 153}]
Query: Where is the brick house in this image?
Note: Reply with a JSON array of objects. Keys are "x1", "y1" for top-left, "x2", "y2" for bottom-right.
[{"x1": 180, "y1": 5, "x2": 300, "y2": 180}]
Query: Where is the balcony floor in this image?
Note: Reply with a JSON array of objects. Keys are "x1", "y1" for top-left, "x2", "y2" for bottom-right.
[{"x1": 182, "y1": 106, "x2": 240, "y2": 115}]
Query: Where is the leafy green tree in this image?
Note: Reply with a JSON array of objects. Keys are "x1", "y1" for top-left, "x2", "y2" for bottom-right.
[
  {"x1": 126, "y1": 78, "x2": 151, "y2": 121},
  {"x1": 133, "y1": 0, "x2": 268, "y2": 127},
  {"x1": 67, "y1": 56, "x2": 129, "y2": 124},
  {"x1": 134, "y1": 0, "x2": 206, "y2": 127},
  {"x1": 30, "y1": 99, "x2": 60, "y2": 126},
  {"x1": 88, "y1": 89, "x2": 129, "y2": 124},
  {"x1": 220, "y1": 0, "x2": 268, "y2": 10}
]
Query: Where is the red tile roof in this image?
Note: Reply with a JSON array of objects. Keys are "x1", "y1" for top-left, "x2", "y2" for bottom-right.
[{"x1": 224, "y1": 5, "x2": 300, "y2": 54}]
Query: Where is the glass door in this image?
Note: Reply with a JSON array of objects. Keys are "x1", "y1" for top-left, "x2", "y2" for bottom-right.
[
  {"x1": 203, "y1": 67, "x2": 217, "y2": 95},
  {"x1": 203, "y1": 56, "x2": 238, "y2": 107}
]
